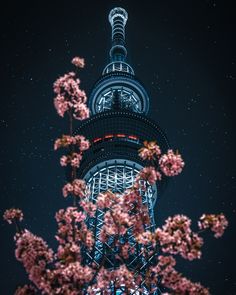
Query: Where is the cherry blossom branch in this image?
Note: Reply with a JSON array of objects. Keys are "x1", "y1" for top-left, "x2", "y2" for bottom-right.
[{"x1": 2, "y1": 58, "x2": 229, "y2": 295}]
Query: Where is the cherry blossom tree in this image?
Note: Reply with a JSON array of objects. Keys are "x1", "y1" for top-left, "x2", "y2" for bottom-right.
[{"x1": 4, "y1": 57, "x2": 228, "y2": 295}]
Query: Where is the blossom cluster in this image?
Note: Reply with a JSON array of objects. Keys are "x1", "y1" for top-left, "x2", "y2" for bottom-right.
[
  {"x1": 87, "y1": 265, "x2": 138, "y2": 294},
  {"x1": 3, "y1": 208, "x2": 23, "y2": 224},
  {"x1": 55, "y1": 206, "x2": 94, "y2": 251},
  {"x1": 150, "y1": 255, "x2": 209, "y2": 295},
  {"x1": 96, "y1": 191, "x2": 117, "y2": 209},
  {"x1": 71, "y1": 56, "x2": 85, "y2": 68},
  {"x1": 138, "y1": 141, "x2": 184, "y2": 183},
  {"x1": 138, "y1": 140, "x2": 161, "y2": 160},
  {"x1": 159, "y1": 149, "x2": 185, "y2": 176},
  {"x1": 55, "y1": 135, "x2": 90, "y2": 168},
  {"x1": 198, "y1": 213, "x2": 228, "y2": 238},
  {"x1": 98, "y1": 190, "x2": 150, "y2": 243},
  {"x1": 44, "y1": 261, "x2": 94, "y2": 294},
  {"x1": 155, "y1": 215, "x2": 203, "y2": 260},
  {"x1": 79, "y1": 200, "x2": 97, "y2": 217},
  {"x1": 14, "y1": 230, "x2": 54, "y2": 290},
  {"x1": 53, "y1": 66, "x2": 89, "y2": 120},
  {"x1": 54, "y1": 134, "x2": 90, "y2": 151},
  {"x1": 60, "y1": 152, "x2": 82, "y2": 167},
  {"x1": 4, "y1": 191, "x2": 228, "y2": 294},
  {"x1": 55, "y1": 207, "x2": 86, "y2": 225},
  {"x1": 62, "y1": 179, "x2": 87, "y2": 198},
  {"x1": 135, "y1": 215, "x2": 204, "y2": 261},
  {"x1": 60, "y1": 261, "x2": 94, "y2": 284},
  {"x1": 135, "y1": 230, "x2": 153, "y2": 245},
  {"x1": 15, "y1": 284, "x2": 36, "y2": 295},
  {"x1": 136, "y1": 166, "x2": 161, "y2": 185}
]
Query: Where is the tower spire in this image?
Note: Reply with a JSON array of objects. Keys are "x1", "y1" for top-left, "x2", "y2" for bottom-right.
[
  {"x1": 90, "y1": 7, "x2": 150, "y2": 115},
  {"x1": 109, "y1": 7, "x2": 128, "y2": 62},
  {"x1": 102, "y1": 7, "x2": 134, "y2": 75}
]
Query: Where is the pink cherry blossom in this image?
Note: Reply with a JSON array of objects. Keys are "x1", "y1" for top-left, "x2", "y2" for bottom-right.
[
  {"x1": 54, "y1": 134, "x2": 90, "y2": 152},
  {"x1": 54, "y1": 94, "x2": 69, "y2": 117},
  {"x1": 53, "y1": 71, "x2": 89, "y2": 120},
  {"x1": 96, "y1": 191, "x2": 117, "y2": 209},
  {"x1": 70, "y1": 152, "x2": 83, "y2": 167},
  {"x1": 122, "y1": 189, "x2": 139, "y2": 204},
  {"x1": 73, "y1": 102, "x2": 90, "y2": 120},
  {"x1": 114, "y1": 265, "x2": 136, "y2": 290},
  {"x1": 62, "y1": 182, "x2": 73, "y2": 197},
  {"x1": 136, "y1": 166, "x2": 161, "y2": 185},
  {"x1": 56, "y1": 243, "x2": 81, "y2": 267},
  {"x1": 55, "y1": 207, "x2": 89, "y2": 247},
  {"x1": 14, "y1": 230, "x2": 53, "y2": 290},
  {"x1": 3, "y1": 208, "x2": 23, "y2": 224},
  {"x1": 60, "y1": 155, "x2": 68, "y2": 166},
  {"x1": 155, "y1": 215, "x2": 203, "y2": 260},
  {"x1": 60, "y1": 152, "x2": 82, "y2": 167},
  {"x1": 135, "y1": 230, "x2": 153, "y2": 245},
  {"x1": 73, "y1": 179, "x2": 87, "y2": 197},
  {"x1": 198, "y1": 213, "x2": 228, "y2": 238},
  {"x1": 87, "y1": 267, "x2": 111, "y2": 293},
  {"x1": 71, "y1": 56, "x2": 85, "y2": 68},
  {"x1": 138, "y1": 140, "x2": 161, "y2": 160},
  {"x1": 99, "y1": 228, "x2": 108, "y2": 243},
  {"x1": 151, "y1": 255, "x2": 209, "y2": 295},
  {"x1": 62, "y1": 179, "x2": 87, "y2": 198},
  {"x1": 99, "y1": 206, "x2": 132, "y2": 240},
  {"x1": 53, "y1": 72, "x2": 86, "y2": 101},
  {"x1": 61, "y1": 261, "x2": 94, "y2": 283},
  {"x1": 54, "y1": 135, "x2": 76, "y2": 150},
  {"x1": 159, "y1": 149, "x2": 185, "y2": 176},
  {"x1": 74, "y1": 135, "x2": 90, "y2": 151},
  {"x1": 80, "y1": 200, "x2": 97, "y2": 217},
  {"x1": 15, "y1": 284, "x2": 37, "y2": 295},
  {"x1": 45, "y1": 261, "x2": 94, "y2": 293}
]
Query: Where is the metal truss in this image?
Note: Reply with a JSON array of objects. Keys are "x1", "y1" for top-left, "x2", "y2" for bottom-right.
[{"x1": 83, "y1": 159, "x2": 159, "y2": 295}]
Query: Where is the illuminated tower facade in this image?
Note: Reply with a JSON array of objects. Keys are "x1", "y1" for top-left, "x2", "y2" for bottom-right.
[{"x1": 76, "y1": 7, "x2": 169, "y2": 293}]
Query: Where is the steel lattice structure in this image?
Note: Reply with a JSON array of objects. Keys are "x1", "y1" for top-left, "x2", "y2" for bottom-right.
[{"x1": 84, "y1": 160, "x2": 156, "y2": 266}]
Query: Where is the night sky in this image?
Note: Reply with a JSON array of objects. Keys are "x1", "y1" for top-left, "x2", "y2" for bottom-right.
[{"x1": 0, "y1": 0, "x2": 235, "y2": 294}]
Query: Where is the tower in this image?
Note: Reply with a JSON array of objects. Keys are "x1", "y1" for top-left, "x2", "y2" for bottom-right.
[{"x1": 75, "y1": 7, "x2": 169, "y2": 293}]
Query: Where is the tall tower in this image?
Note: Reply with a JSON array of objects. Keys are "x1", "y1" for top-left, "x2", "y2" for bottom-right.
[{"x1": 75, "y1": 7, "x2": 169, "y2": 293}]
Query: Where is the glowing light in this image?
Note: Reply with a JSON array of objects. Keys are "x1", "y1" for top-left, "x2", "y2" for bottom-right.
[
  {"x1": 105, "y1": 134, "x2": 114, "y2": 139},
  {"x1": 93, "y1": 134, "x2": 139, "y2": 144},
  {"x1": 93, "y1": 138, "x2": 102, "y2": 143},
  {"x1": 128, "y1": 135, "x2": 138, "y2": 140}
]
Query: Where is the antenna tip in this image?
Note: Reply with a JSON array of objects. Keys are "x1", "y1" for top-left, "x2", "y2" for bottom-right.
[{"x1": 109, "y1": 7, "x2": 128, "y2": 25}]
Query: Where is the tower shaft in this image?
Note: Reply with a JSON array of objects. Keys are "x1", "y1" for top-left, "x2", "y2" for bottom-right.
[
  {"x1": 109, "y1": 7, "x2": 128, "y2": 62},
  {"x1": 75, "y1": 7, "x2": 169, "y2": 295}
]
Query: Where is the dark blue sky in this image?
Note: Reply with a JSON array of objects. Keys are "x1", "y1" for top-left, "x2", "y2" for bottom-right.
[{"x1": 0, "y1": 0, "x2": 235, "y2": 294}]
